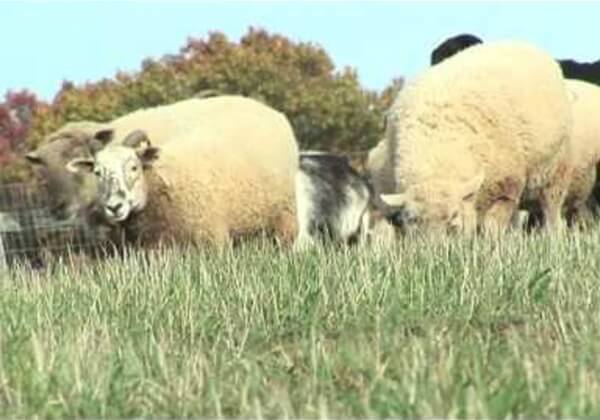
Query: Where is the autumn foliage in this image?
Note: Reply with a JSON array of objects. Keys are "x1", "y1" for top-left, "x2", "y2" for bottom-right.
[
  {"x1": 0, "y1": 90, "x2": 45, "y2": 182},
  {"x1": 0, "y1": 27, "x2": 404, "y2": 183}
]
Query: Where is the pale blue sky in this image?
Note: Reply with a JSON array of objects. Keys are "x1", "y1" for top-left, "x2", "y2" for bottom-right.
[{"x1": 2, "y1": 1, "x2": 599, "y2": 101}]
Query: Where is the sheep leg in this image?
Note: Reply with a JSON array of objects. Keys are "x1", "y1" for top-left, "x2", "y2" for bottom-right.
[
  {"x1": 564, "y1": 167, "x2": 596, "y2": 229},
  {"x1": 293, "y1": 216, "x2": 315, "y2": 251},
  {"x1": 480, "y1": 176, "x2": 524, "y2": 236},
  {"x1": 565, "y1": 199, "x2": 595, "y2": 230},
  {"x1": 539, "y1": 166, "x2": 571, "y2": 232},
  {"x1": 481, "y1": 199, "x2": 518, "y2": 237},
  {"x1": 587, "y1": 163, "x2": 600, "y2": 218},
  {"x1": 273, "y1": 209, "x2": 299, "y2": 248},
  {"x1": 510, "y1": 209, "x2": 530, "y2": 231},
  {"x1": 357, "y1": 209, "x2": 373, "y2": 245},
  {"x1": 541, "y1": 203, "x2": 565, "y2": 231},
  {"x1": 337, "y1": 199, "x2": 371, "y2": 246},
  {"x1": 194, "y1": 222, "x2": 232, "y2": 249},
  {"x1": 575, "y1": 205, "x2": 595, "y2": 229},
  {"x1": 565, "y1": 205, "x2": 583, "y2": 230}
]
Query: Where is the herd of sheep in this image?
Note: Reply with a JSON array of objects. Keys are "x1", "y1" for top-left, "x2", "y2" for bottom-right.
[{"x1": 22, "y1": 37, "x2": 600, "y2": 253}]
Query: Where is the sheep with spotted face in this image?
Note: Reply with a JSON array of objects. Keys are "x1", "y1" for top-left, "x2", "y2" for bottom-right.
[
  {"x1": 371, "y1": 41, "x2": 573, "y2": 236},
  {"x1": 69, "y1": 107, "x2": 299, "y2": 247},
  {"x1": 69, "y1": 131, "x2": 157, "y2": 224},
  {"x1": 26, "y1": 96, "x2": 274, "y2": 226}
]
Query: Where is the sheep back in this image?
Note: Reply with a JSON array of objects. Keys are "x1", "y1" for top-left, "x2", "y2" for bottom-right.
[{"x1": 108, "y1": 97, "x2": 220, "y2": 147}]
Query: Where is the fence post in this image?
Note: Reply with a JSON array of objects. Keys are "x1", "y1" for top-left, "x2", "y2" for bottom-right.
[{"x1": 0, "y1": 231, "x2": 7, "y2": 272}]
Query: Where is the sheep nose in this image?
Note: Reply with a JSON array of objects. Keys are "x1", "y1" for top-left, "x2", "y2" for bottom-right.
[
  {"x1": 107, "y1": 203, "x2": 123, "y2": 214},
  {"x1": 386, "y1": 210, "x2": 406, "y2": 228}
]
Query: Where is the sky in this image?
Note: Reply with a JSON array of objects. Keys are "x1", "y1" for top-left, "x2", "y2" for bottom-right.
[{"x1": 2, "y1": 1, "x2": 599, "y2": 102}]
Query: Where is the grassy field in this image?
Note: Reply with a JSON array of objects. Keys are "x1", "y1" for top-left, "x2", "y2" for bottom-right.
[{"x1": 1, "y1": 230, "x2": 600, "y2": 418}]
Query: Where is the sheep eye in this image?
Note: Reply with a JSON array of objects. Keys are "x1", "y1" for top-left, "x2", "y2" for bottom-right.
[
  {"x1": 131, "y1": 165, "x2": 138, "y2": 172},
  {"x1": 93, "y1": 169, "x2": 102, "y2": 177}
]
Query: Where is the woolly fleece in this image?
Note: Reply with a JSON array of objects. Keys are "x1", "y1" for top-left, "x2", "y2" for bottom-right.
[
  {"x1": 562, "y1": 79, "x2": 600, "y2": 224},
  {"x1": 117, "y1": 96, "x2": 300, "y2": 247},
  {"x1": 366, "y1": 138, "x2": 395, "y2": 196},
  {"x1": 375, "y1": 40, "x2": 573, "y2": 234}
]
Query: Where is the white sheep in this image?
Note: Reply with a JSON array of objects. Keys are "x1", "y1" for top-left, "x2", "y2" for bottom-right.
[
  {"x1": 562, "y1": 79, "x2": 600, "y2": 225},
  {"x1": 371, "y1": 40, "x2": 573, "y2": 235},
  {"x1": 521, "y1": 79, "x2": 600, "y2": 229},
  {"x1": 67, "y1": 96, "x2": 300, "y2": 247}
]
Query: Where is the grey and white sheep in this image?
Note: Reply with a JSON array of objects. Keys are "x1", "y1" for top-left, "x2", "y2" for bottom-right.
[{"x1": 293, "y1": 151, "x2": 373, "y2": 248}]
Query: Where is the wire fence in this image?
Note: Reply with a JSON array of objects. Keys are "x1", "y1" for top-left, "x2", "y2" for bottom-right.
[{"x1": 0, "y1": 182, "x2": 102, "y2": 270}]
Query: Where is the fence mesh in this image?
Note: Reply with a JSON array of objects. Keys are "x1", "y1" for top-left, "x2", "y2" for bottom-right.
[{"x1": 0, "y1": 182, "x2": 102, "y2": 270}]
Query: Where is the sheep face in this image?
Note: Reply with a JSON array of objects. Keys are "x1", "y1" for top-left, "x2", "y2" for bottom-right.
[
  {"x1": 99, "y1": 147, "x2": 148, "y2": 222},
  {"x1": 67, "y1": 130, "x2": 159, "y2": 224},
  {"x1": 380, "y1": 175, "x2": 482, "y2": 235},
  {"x1": 25, "y1": 126, "x2": 113, "y2": 221}
]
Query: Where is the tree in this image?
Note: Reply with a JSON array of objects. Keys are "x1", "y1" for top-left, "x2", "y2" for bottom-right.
[
  {"x1": 2, "y1": 27, "x2": 406, "y2": 184},
  {"x1": 0, "y1": 90, "x2": 43, "y2": 182},
  {"x1": 24, "y1": 27, "x2": 389, "y2": 157}
]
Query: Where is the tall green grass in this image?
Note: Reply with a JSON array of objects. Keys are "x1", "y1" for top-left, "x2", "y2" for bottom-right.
[{"x1": 1, "y1": 230, "x2": 599, "y2": 418}]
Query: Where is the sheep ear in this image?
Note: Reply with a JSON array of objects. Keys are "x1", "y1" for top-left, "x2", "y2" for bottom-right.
[
  {"x1": 93, "y1": 128, "x2": 114, "y2": 144},
  {"x1": 89, "y1": 128, "x2": 114, "y2": 153},
  {"x1": 379, "y1": 193, "x2": 408, "y2": 208},
  {"x1": 138, "y1": 146, "x2": 160, "y2": 168},
  {"x1": 66, "y1": 157, "x2": 95, "y2": 174},
  {"x1": 25, "y1": 151, "x2": 43, "y2": 165},
  {"x1": 123, "y1": 129, "x2": 151, "y2": 148}
]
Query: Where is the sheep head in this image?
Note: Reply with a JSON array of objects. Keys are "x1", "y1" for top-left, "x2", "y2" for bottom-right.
[
  {"x1": 67, "y1": 129, "x2": 159, "y2": 224},
  {"x1": 25, "y1": 122, "x2": 113, "y2": 221},
  {"x1": 378, "y1": 172, "x2": 483, "y2": 236}
]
